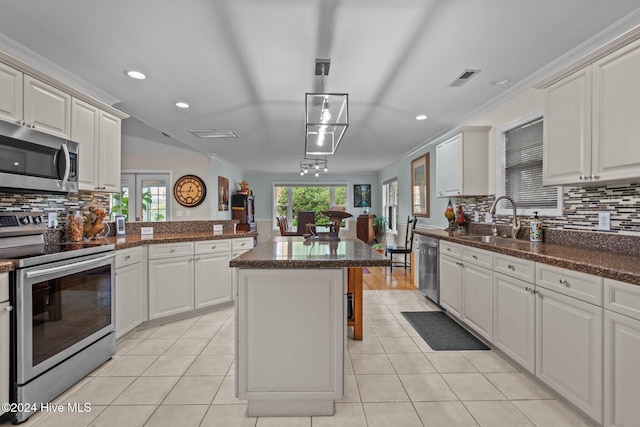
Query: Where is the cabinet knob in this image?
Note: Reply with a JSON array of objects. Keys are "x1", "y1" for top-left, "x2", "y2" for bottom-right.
[
  {"x1": 472, "y1": 255, "x2": 478, "y2": 260},
  {"x1": 124, "y1": 255, "x2": 131, "y2": 260},
  {"x1": 456, "y1": 262, "x2": 463, "y2": 267},
  {"x1": 447, "y1": 248, "x2": 451, "y2": 252},
  {"x1": 579, "y1": 175, "x2": 585, "y2": 180},
  {"x1": 507, "y1": 264, "x2": 515, "y2": 270},
  {"x1": 559, "y1": 279, "x2": 568, "y2": 286},
  {"x1": 170, "y1": 249, "x2": 176, "y2": 253},
  {"x1": 4, "y1": 306, "x2": 13, "y2": 312},
  {"x1": 590, "y1": 174, "x2": 598, "y2": 180},
  {"x1": 212, "y1": 245, "x2": 217, "y2": 249}
]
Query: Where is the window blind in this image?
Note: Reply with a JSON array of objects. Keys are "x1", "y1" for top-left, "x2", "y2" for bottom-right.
[{"x1": 504, "y1": 118, "x2": 557, "y2": 209}]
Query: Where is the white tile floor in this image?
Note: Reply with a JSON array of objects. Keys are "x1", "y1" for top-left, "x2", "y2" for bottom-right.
[{"x1": 4, "y1": 290, "x2": 591, "y2": 427}]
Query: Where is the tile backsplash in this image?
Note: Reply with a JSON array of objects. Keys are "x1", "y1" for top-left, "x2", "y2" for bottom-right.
[{"x1": 455, "y1": 182, "x2": 640, "y2": 236}]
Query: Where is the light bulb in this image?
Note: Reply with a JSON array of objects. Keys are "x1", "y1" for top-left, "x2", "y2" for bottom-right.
[
  {"x1": 315, "y1": 171, "x2": 319, "y2": 177},
  {"x1": 320, "y1": 98, "x2": 331, "y2": 123},
  {"x1": 315, "y1": 164, "x2": 320, "y2": 169},
  {"x1": 304, "y1": 168, "x2": 308, "y2": 174},
  {"x1": 317, "y1": 126, "x2": 326, "y2": 146},
  {"x1": 324, "y1": 167, "x2": 328, "y2": 172},
  {"x1": 300, "y1": 171, "x2": 304, "y2": 176}
]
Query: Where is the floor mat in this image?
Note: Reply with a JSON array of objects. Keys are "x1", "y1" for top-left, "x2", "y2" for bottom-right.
[{"x1": 402, "y1": 311, "x2": 490, "y2": 351}]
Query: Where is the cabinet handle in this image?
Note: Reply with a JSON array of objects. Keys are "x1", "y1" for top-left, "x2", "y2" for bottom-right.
[
  {"x1": 3, "y1": 306, "x2": 12, "y2": 312},
  {"x1": 507, "y1": 264, "x2": 515, "y2": 270},
  {"x1": 590, "y1": 174, "x2": 598, "y2": 180},
  {"x1": 579, "y1": 175, "x2": 585, "y2": 180},
  {"x1": 559, "y1": 279, "x2": 568, "y2": 286},
  {"x1": 447, "y1": 248, "x2": 451, "y2": 252},
  {"x1": 212, "y1": 245, "x2": 217, "y2": 249},
  {"x1": 194, "y1": 256, "x2": 200, "y2": 261},
  {"x1": 124, "y1": 255, "x2": 131, "y2": 260},
  {"x1": 17, "y1": 120, "x2": 25, "y2": 126},
  {"x1": 456, "y1": 262, "x2": 463, "y2": 267},
  {"x1": 30, "y1": 123, "x2": 36, "y2": 128},
  {"x1": 472, "y1": 255, "x2": 478, "y2": 260},
  {"x1": 170, "y1": 249, "x2": 176, "y2": 253},
  {"x1": 241, "y1": 242, "x2": 246, "y2": 246}
]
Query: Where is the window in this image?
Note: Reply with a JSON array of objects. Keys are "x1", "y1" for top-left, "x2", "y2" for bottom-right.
[
  {"x1": 382, "y1": 178, "x2": 398, "y2": 234},
  {"x1": 111, "y1": 173, "x2": 171, "y2": 222},
  {"x1": 274, "y1": 184, "x2": 348, "y2": 228},
  {"x1": 497, "y1": 117, "x2": 561, "y2": 216}
]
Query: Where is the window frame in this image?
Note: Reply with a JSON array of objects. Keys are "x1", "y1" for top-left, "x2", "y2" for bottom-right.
[
  {"x1": 382, "y1": 177, "x2": 399, "y2": 235},
  {"x1": 495, "y1": 112, "x2": 562, "y2": 217},
  {"x1": 272, "y1": 182, "x2": 350, "y2": 230},
  {"x1": 112, "y1": 171, "x2": 172, "y2": 222}
]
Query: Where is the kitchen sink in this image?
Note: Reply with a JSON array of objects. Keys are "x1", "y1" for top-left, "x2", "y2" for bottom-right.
[{"x1": 457, "y1": 235, "x2": 532, "y2": 247}]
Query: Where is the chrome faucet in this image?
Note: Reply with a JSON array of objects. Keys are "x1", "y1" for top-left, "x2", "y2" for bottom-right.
[{"x1": 489, "y1": 196, "x2": 521, "y2": 239}]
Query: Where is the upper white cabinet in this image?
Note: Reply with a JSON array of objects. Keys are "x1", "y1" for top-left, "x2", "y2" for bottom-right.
[
  {"x1": 436, "y1": 126, "x2": 490, "y2": 197},
  {"x1": 0, "y1": 63, "x2": 70, "y2": 138},
  {"x1": 543, "y1": 37, "x2": 640, "y2": 186},
  {"x1": 72, "y1": 98, "x2": 121, "y2": 192}
]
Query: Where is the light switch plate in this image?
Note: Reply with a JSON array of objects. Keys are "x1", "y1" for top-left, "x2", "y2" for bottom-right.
[
  {"x1": 598, "y1": 212, "x2": 611, "y2": 231},
  {"x1": 141, "y1": 227, "x2": 154, "y2": 235}
]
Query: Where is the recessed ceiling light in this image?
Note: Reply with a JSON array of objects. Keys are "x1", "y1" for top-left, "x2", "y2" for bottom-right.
[
  {"x1": 491, "y1": 76, "x2": 511, "y2": 86},
  {"x1": 125, "y1": 70, "x2": 146, "y2": 80},
  {"x1": 189, "y1": 130, "x2": 239, "y2": 138},
  {"x1": 175, "y1": 102, "x2": 190, "y2": 109},
  {"x1": 416, "y1": 114, "x2": 428, "y2": 121}
]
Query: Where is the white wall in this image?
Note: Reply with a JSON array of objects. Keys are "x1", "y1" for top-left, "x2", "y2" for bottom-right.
[{"x1": 210, "y1": 155, "x2": 245, "y2": 220}]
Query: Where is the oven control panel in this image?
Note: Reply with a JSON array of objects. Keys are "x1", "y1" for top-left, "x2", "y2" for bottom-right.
[{"x1": 0, "y1": 212, "x2": 47, "y2": 237}]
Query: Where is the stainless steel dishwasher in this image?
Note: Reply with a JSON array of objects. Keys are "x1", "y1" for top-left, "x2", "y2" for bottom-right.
[{"x1": 418, "y1": 235, "x2": 439, "y2": 305}]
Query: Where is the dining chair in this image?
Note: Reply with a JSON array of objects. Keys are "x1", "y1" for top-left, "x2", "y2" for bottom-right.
[
  {"x1": 276, "y1": 216, "x2": 300, "y2": 236},
  {"x1": 385, "y1": 216, "x2": 417, "y2": 272}
]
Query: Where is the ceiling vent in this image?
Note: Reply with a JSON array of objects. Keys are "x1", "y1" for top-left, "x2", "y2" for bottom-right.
[
  {"x1": 449, "y1": 69, "x2": 481, "y2": 87},
  {"x1": 189, "y1": 130, "x2": 239, "y2": 138}
]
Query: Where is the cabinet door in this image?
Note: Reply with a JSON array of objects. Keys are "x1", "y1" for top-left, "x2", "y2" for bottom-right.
[
  {"x1": 195, "y1": 252, "x2": 232, "y2": 308},
  {"x1": 536, "y1": 287, "x2": 602, "y2": 423},
  {"x1": 543, "y1": 67, "x2": 592, "y2": 186},
  {"x1": 23, "y1": 75, "x2": 71, "y2": 138},
  {"x1": 493, "y1": 273, "x2": 535, "y2": 373},
  {"x1": 0, "y1": 301, "x2": 9, "y2": 416},
  {"x1": 462, "y1": 263, "x2": 493, "y2": 341},
  {"x1": 592, "y1": 38, "x2": 640, "y2": 183},
  {"x1": 0, "y1": 62, "x2": 23, "y2": 124},
  {"x1": 439, "y1": 254, "x2": 462, "y2": 318},
  {"x1": 604, "y1": 310, "x2": 640, "y2": 427},
  {"x1": 436, "y1": 134, "x2": 462, "y2": 197},
  {"x1": 149, "y1": 255, "x2": 194, "y2": 319},
  {"x1": 115, "y1": 262, "x2": 144, "y2": 339},
  {"x1": 71, "y1": 98, "x2": 100, "y2": 191},
  {"x1": 97, "y1": 110, "x2": 121, "y2": 193}
]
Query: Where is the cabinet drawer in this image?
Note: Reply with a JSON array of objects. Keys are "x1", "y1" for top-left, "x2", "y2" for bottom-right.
[
  {"x1": 116, "y1": 247, "x2": 142, "y2": 269},
  {"x1": 195, "y1": 239, "x2": 231, "y2": 254},
  {"x1": 148, "y1": 242, "x2": 194, "y2": 260},
  {"x1": 462, "y1": 245, "x2": 493, "y2": 269},
  {"x1": 0, "y1": 272, "x2": 8, "y2": 302},
  {"x1": 494, "y1": 254, "x2": 535, "y2": 283},
  {"x1": 440, "y1": 241, "x2": 463, "y2": 258},
  {"x1": 232, "y1": 237, "x2": 254, "y2": 251},
  {"x1": 604, "y1": 278, "x2": 640, "y2": 321},
  {"x1": 536, "y1": 263, "x2": 603, "y2": 306},
  {"x1": 232, "y1": 249, "x2": 250, "y2": 259}
]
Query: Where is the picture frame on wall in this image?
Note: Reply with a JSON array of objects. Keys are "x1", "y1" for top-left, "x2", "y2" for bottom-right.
[
  {"x1": 411, "y1": 153, "x2": 430, "y2": 217},
  {"x1": 218, "y1": 176, "x2": 229, "y2": 211},
  {"x1": 353, "y1": 184, "x2": 371, "y2": 208}
]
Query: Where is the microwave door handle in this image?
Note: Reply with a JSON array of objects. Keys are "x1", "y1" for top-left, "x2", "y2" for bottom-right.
[
  {"x1": 25, "y1": 253, "x2": 115, "y2": 279},
  {"x1": 59, "y1": 142, "x2": 71, "y2": 188}
]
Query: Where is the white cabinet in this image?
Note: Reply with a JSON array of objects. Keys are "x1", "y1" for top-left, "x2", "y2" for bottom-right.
[
  {"x1": 231, "y1": 237, "x2": 254, "y2": 300},
  {"x1": 436, "y1": 126, "x2": 490, "y2": 197},
  {"x1": 439, "y1": 253, "x2": 463, "y2": 318},
  {"x1": 493, "y1": 272, "x2": 536, "y2": 373},
  {"x1": 72, "y1": 98, "x2": 121, "y2": 192},
  {"x1": 115, "y1": 247, "x2": 145, "y2": 338},
  {"x1": 0, "y1": 64, "x2": 71, "y2": 138},
  {"x1": 535, "y1": 286, "x2": 602, "y2": 423},
  {"x1": 603, "y1": 278, "x2": 640, "y2": 427},
  {"x1": 462, "y1": 262, "x2": 493, "y2": 341},
  {"x1": 544, "y1": 38, "x2": 640, "y2": 186},
  {"x1": 195, "y1": 240, "x2": 232, "y2": 309},
  {"x1": 1, "y1": 273, "x2": 10, "y2": 417}
]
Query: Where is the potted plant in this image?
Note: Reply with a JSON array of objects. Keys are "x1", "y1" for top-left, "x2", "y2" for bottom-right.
[{"x1": 372, "y1": 216, "x2": 387, "y2": 253}]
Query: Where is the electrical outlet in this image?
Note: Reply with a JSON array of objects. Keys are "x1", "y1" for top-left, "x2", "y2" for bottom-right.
[
  {"x1": 141, "y1": 227, "x2": 154, "y2": 235},
  {"x1": 473, "y1": 211, "x2": 479, "y2": 222},
  {"x1": 598, "y1": 212, "x2": 611, "y2": 231},
  {"x1": 485, "y1": 212, "x2": 493, "y2": 223}
]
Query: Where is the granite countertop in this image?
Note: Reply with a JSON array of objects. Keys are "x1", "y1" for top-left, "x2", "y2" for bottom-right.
[
  {"x1": 415, "y1": 228, "x2": 640, "y2": 286},
  {"x1": 229, "y1": 236, "x2": 392, "y2": 269},
  {"x1": 0, "y1": 231, "x2": 258, "y2": 273}
]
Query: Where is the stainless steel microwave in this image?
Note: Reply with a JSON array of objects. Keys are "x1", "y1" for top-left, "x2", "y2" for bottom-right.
[{"x1": 0, "y1": 120, "x2": 78, "y2": 193}]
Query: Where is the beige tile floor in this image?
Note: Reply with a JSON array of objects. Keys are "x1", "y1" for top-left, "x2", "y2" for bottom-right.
[{"x1": 4, "y1": 290, "x2": 591, "y2": 427}]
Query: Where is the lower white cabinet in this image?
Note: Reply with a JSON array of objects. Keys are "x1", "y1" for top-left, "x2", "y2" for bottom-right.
[
  {"x1": 439, "y1": 254, "x2": 463, "y2": 318},
  {"x1": 1, "y1": 272, "x2": 10, "y2": 416},
  {"x1": 149, "y1": 254, "x2": 195, "y2": 319},
  {"x1": 493, "y1": 272, "x2": 536, "y2": 373},
  {"x1": 115, "y1": 247, "x2": 145, "y2": 338},
  {"x1": 195, "y1": 252, "x2": 232, "y2": 309},
  {"x1": 536, "y1": 286, "x2": 602, "y2": 422}
]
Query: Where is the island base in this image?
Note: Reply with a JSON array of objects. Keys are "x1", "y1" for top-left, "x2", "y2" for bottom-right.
[{"x1": 248, "y1": 399, "x2": 334, "y2": 417}]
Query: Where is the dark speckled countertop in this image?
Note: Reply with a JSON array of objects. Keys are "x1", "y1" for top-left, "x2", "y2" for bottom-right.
[
  {"x1": 229, "y1": 236, "x2": 392, "y2": 269},
  {"x1": 415, "y1": 228, "x2": 640, "y2": 286}
]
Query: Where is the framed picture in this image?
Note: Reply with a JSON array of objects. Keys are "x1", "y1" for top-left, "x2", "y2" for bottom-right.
[
  {"x1": 353, "y1": 184, "x2": 371, "y2": 208},
  {"x1": 411, "y1": 153, "x2": 430, "y2": 217},
  {"x1": 218, "y1": 176, "x2": 229, "y2": 211}
]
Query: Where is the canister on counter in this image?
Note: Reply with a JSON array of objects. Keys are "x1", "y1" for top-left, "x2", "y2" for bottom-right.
[
  {"x1": 530, "y1": 211, "x2": 543, "y2": 242},
  {"x1": 66, "y1": 210, "x2": 84, "y2": 241}
]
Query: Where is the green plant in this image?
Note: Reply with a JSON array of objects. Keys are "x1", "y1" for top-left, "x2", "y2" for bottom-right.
[{"x1": 372, "y1": 216, "x2": 387, "y2": 244}]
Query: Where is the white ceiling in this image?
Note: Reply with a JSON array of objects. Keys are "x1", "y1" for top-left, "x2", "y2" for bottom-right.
[{"x1": 1, "y1": 0, "x2": 640, "y2": 174}]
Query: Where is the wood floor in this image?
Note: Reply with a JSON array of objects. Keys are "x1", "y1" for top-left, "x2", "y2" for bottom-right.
[{"x1": 363, "y1": 266, "x2": 416, "y2": 290}]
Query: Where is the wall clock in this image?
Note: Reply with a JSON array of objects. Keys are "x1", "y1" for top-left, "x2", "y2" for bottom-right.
[{"x1": 173, "y1": 175, "x2": 207, "y2": 207}]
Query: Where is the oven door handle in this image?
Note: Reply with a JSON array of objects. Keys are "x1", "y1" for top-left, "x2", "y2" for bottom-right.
[{"x1": 25, "y1": 253, "x2": 115, "y2": 279}]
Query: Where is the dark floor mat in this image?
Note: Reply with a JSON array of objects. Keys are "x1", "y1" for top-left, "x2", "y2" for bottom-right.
[{"x1": 402, "y1": 311, "x2": 490, "y2": 351}]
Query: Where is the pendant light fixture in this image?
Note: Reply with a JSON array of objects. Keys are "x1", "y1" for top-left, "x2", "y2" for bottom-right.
[
  {"x1": 299, "y1": 158, "x2": 329, "y2": 177},
  {"x1": 305, "y1": 59, "x2": 348, "y2": 156}
]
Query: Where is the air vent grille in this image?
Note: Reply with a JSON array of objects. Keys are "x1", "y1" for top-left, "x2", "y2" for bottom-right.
[
  {"x1": 189, "y1": 130, "x2": 239, "y2": 138},
  {"x1": 449, "y1": 69, "x2": 481, "y2": 87}
]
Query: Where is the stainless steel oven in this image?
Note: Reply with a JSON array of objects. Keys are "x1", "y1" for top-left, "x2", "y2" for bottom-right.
[{"x1": 0, "y1": 213, "x2": 115, "y2": 423}]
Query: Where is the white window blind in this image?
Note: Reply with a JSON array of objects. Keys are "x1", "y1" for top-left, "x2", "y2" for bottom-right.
[{"x1": 504, "y1": 118, "x2": 557, "y2": 209}]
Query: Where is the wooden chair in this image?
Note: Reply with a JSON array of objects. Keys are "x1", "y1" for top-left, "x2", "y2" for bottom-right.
[
  {"x1": 385, "y1": 216, "x2": 417, "y2": 272},
  {"x1": 276, "y1": 216, "x2": 300, "y2": 236},
  {"x1": 296, "y1": 211, "x2": 316, "y2": 235}
]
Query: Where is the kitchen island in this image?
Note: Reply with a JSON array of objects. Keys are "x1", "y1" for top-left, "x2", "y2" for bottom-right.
[{"x1": 229, "y1": 236, "x2": 390, "y2": 416}]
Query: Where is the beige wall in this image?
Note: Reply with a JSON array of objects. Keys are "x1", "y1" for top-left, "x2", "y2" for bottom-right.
[{"x1": 121, "y1": 153, "x2": 213, "y2": 220}]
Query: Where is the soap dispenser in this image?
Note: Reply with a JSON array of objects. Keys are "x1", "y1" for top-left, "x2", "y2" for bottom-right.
[{"x1": 530, "y1": 211, "x2": 543, "y2": 242}]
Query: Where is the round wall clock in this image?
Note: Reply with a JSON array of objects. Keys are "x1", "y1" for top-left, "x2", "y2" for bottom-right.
[{"x1": 173, "y1": 175, "x2": 207, "y2": 207}]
